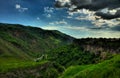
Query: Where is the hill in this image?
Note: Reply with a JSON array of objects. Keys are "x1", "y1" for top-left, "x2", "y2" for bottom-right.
[
  {"x1": 0, "y1": 23, "x2": 73, "y2": 78},
  {"x1": 59, "y1": 55, "x2": 120, "y2": 78},
  {"x1": 0, "y1": 23, "x2": 74, "y2": 59}
]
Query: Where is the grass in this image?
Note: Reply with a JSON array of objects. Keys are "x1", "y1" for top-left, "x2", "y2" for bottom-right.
[
  {"x1": 0, "y1": 57, "x2": 48, "y2": 73},
  {"x1": 0, "y1": 38, "x2": 31, "y2": 59},
  {"x1": 59, "y1": 55, "x2": 120, "y2": 78}
]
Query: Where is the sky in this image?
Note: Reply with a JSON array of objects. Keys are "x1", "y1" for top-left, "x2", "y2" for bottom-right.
[{"x1": 0, "y1": 0, "x2": 120, "y2": 38}]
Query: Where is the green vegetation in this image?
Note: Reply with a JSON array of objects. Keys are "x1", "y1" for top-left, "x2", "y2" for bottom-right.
[
  {"x1": 0, "y1": 23, "x2": 120, "y2": 78},
  {"x1": 47, "y1": 44, "x2": 113, "y2": 67},
  {"x1": 0, "y1": 23, "x2": 73, "y2": 59},
  {"x1": 0, "y1": 57, "x2": 47, "y2": 73},
  {"x1": 0, "y1": 23, "x2": 73, "y2": 78},
  {"x1": 0, "y1": 59, "x2": 65, "y2": 78},
  {"x1": 60, "y1": 55, "x2": 120, "y2": 78}
]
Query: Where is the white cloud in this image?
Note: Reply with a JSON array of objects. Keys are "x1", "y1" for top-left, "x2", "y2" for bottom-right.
[
  {"x1": 100, "y1": 8, "x2": 120, "y2": 15},
  {"x1": 69, "y1": 5, "x2": 77, "y2": 11},
  {"x1": 49, "y1": 19, "x2": 68, "y2": 25},
  {"x1": 42, "y1": 25, "x2": 120, "y2": 38},
  {"x1": 49, "y1": 22, "x2": 55, "y2": 25},
  {"x1": 68, "y1": 9, "x2": 97, "y2": 21},
  {"x1": 67, "y1": 8, "x2": 120, "y2": 27},
  {"x1": 42, "y1": 26, "x2": 60, "y2": 30},
  {"x1": 67, "y1": 16, "x2": 72, "y2": 19},
  {"x1": 44, "y1": 7, "x2": 54, "y2": 13},
  {"x1": 56, "y1": 0, "x2": 71, "y2": 6},
  {"x1": 100, "y1": 8, "x2": 109, "y2": 14},
  {"x1": 16, "y1": 4, "x2": 21, "y2": 9},
  {"x1": 109, "y1": 9, "x2": 117, "y2": 15},
  {"x1": 62, "y1": 26, "x2": 90, "y2": 31},
  {"x1": 15, "y1": 4, "x2": 28, "y2": 12},
  {"x1": 56, "y1": 19, "x2": 68, "y2": 24},
  {"x1": 92, "y1": 18, "x2": 120, "y2": 27},
  {"x1": 37, "y1": 17, "x2": 40, "y2": 20},
  {"x1": 46, "y1": 14, "x2": 51, "y2": 18},
  {"x1": 44, "y1": 7, "x2": 54, "y2": 18}
]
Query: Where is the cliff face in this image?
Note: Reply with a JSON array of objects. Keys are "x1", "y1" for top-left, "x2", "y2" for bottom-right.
[{"x1": 73, "y1": 38, "x2": 120, "y2": 54}]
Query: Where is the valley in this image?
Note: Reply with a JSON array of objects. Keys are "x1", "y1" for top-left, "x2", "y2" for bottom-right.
[{"x1": 0, "y1": 23, "x2": 120, "y2": 78}]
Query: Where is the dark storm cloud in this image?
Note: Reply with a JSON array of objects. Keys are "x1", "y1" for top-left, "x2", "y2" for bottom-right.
[
  {"x1": 55, "y1": 0, "x2": 120, "y2": 19},
  {"x1": 74, "y1": 0, "x2": 120, "y2": 10},
  {"x1": 55, "y1": 0, "x2": 120, "y2": 10}
]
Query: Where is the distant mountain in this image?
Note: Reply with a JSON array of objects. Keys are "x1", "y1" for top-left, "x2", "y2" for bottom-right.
[{"x1": 0, "y1": 23, "x2": 74, "y2": 59}]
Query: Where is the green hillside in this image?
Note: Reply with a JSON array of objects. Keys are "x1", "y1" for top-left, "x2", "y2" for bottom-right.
[
  {"x1": 0, "y1": 23, "x2": 72, "y2": 78},
  {"x1": 0, "y1": 60, "x2": 65, "y2": 78},
  {"x1": 59, "y1": 55, "x2": 120, "y2": 78},
  {"x1": 0, "y1": 23, "x2": 120, "y2": 78},
  {"x1": 0, "y1": 23, "x2": 73, "y2": 59}
]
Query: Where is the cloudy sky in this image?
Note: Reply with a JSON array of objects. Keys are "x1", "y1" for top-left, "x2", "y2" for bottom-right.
[{"x1": 0, "y1": 0, "x2": 120, "y2": 38}]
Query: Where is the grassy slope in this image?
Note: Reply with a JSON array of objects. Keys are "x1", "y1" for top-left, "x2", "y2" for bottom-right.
[
  {"x1": 0, "y1": 23, "x2": 73, "y2": 59},
  {"x1": 0, "y1": 58, "x2": 47, "y2": 73},
  {"x1": 0, "y1": 60, "x2": 64, "y2": 78},
  {"x1": 0, "y1": 38, "x2": 31, "y2": 59},
  {"x1": 60, "y1": 55, "x2": 120, "y2": 78}
]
